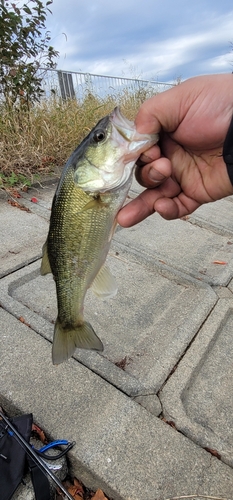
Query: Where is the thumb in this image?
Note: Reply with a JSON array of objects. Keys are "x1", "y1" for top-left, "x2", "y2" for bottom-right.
[{"x1": 135, "y1": 84, "x2": 185, "y2": 135}]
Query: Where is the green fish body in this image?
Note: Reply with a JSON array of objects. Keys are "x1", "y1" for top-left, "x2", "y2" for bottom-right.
[{"x1": 41, "y1": 108, "x2": 158, "y2": 364}]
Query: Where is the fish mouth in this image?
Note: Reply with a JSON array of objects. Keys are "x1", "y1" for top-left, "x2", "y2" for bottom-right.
[
  {"x1": 110, "y1": 106, "x2": 157, "y2": 151},
  {"x1": 109, "y1": 107, "x2": 136, "y2": 141}
]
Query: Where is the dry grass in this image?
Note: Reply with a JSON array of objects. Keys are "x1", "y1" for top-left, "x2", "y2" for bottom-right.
[{"x1": 0, "y1": 87, "x2": 152, "y2": 188}]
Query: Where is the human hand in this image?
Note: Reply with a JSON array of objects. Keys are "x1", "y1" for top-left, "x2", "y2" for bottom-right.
[{"x1": 117, "y1": 74, "x2": 233, "y2": 227}]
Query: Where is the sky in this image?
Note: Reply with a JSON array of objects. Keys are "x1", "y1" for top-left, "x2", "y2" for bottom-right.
[{"x1": 45, "y1": 0, "x2": 233, "y2": 83}]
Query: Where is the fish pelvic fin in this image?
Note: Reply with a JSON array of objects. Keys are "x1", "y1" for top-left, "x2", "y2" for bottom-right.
[
  {"x1": 91, "y1": 263, "x2": 118, "y2": 300},
  {"x1": 52, "y1": 319, "x2": 103, "y2": 365},
  {"x1": 40, "y1": 240, "x2": 52, "y2": 275}
]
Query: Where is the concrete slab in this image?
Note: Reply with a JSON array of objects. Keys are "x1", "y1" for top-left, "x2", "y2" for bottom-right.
[
  {"x1": 0, "y1": 201, "x2": 49, "y2": 278},
  {"x1": 10, "y1": 172, "x2": 141, "y2": 218},
  {"x1": 1, "y1": 307, "x2": 233, "y2": 500},
  {"x1": 128, "y1": 176, "x2": 144, "y2": 196},
  {"x1": 188, "y1": 198, "x2": 233, "y2": 237},
  {"x1": 114, "y1": 213, "x2": 233, "y2": 286},
  {"x1": 160, "y1": 298, "x2": 233, "y2": 468},
  {"x1": 226, "y1": 275, "x2": 233, "y2": 295},
  {"x1": 17, "y1": 180, "x2": 57, "y2": 216},
  {"x1": 0, "y1": 175, "x2": 143, "y2": 281},
  {"x1": 0, "y1": 249, "x2": 216, "y2": 397}
]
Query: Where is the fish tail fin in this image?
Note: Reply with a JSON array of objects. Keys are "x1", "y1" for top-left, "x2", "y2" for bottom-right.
[{"x1": 52, "y1": 319, "x2": 103, "y2": 365}]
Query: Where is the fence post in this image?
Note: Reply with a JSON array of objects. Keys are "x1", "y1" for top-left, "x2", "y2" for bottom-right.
[{"x1": 58, "y1": 70, "x2": 76, "y2": 100}]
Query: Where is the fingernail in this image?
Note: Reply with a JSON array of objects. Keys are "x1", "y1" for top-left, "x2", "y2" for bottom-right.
[
  {"x1": 136, "y1": 154, "x2": 153, "y2": 168},
  {"x1": 148, "y1": 167, "x2": 165, "y2": 183},
  {"x1": 140, "y1": 153, "x2": 153, "y2": 162}
]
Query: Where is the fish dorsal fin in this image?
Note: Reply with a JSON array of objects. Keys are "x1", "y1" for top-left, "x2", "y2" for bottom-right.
[
  {"x1": 40, "y1": 240, "x2": 52, "y2": 275},
  {"x1": 91, "y1": 264, "x2": 118, "y2": 300}
]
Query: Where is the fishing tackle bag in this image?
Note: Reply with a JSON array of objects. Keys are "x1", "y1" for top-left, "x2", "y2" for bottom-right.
[{"x1": 0, "y1": 412, "x2": 50, "y2": 500}]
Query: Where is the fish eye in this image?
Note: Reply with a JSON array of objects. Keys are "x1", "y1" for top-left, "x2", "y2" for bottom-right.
[{"x1": 93, "y1": 130, "x2": 106, "y2": 143}]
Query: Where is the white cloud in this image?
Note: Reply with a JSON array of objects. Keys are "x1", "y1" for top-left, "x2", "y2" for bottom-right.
[
  {"x1": 209, "y1": 53, "x2": 233, "y2": 69},
  {"x1": 129, "y1": 11, "x2": 233, "y2": 80},
  {"x1": 46, "y1": 1, "x2": 233, "y2": 82}
]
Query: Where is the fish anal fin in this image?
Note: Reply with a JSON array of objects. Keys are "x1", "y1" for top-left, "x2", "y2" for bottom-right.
[
  {"x1": 40, "y1": 240, "x2": 52, "y2": 275},
  {"x1": 91, "y1": 264, "x2": 118, "y2": 300},
  {"x1": 52, "y1": 319, "x2": 103, "y2": 365}
]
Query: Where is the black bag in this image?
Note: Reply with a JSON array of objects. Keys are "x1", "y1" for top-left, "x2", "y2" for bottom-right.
[
  {"x1": 0, "y1": 413, "x2": 51, "y2": 500},
  {"x1": 0, "y1": 413, "x2": 33, "y2": 500}
]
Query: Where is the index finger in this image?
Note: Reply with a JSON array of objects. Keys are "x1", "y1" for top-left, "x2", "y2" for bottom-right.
[{"x1": 117, "y1": 177, "x2": 181, "y2": 227}]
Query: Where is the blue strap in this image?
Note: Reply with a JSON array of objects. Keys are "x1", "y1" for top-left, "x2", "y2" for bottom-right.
[{"x1": 39, "y1": 440, "x2": 69, "y2": 452}]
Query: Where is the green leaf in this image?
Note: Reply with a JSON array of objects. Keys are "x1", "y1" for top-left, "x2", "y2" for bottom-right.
[
  {"x1": 0, "y1": 0, "x2": 58, "y2": 105},
  {"x1": 23, "y1": 6, "x2": 32, "y2": 14}
]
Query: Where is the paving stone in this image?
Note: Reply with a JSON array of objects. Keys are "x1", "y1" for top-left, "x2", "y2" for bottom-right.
[
  {"x1": 114, "y1": 213, "x2": 233, "y2": 286},
  {"x1": 227, "y1": 276, "x2": 233, "y2": 294},
  {"x1": 0, "y1": 250, "x2": 216, "y2": 396},
  {"x1": 18, "y1": 181, "x2": 57, "y2": 217},
  {"x1": 132, "y1": 394, "x2": 162, "y2": 416},
  {"x1": 1, "y1": 308, "x2": 233, "y2": 500},
  {"x1": 189, "y1": 197, "x2": 233, "y2": 237},
  {"x1": 213, "y1": 285, "x2": 233, "y2": 298},
  {"x1": 0, "y1": 201, "x2": 49, "y2": 278},
  {"x1": 1, "y1": 181, "x2": 233, "y2": 499},
  {"x1": 0, "y1": 175, "x2": 142, "y2": 278},
  {"x1": 160, "y1": 298, "x2": 233, "y2": 468},
  {"x1": 128, "y1": 176, "x2": 144, "y2": 196}
]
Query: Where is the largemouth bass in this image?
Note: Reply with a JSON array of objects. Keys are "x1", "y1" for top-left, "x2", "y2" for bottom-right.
[{"x1": 41, "y1": 107, "x2": 158, "y2": 364}]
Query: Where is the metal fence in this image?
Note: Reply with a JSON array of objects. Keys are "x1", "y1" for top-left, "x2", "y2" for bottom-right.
[{"x1": 40, "y1": 68, "x2": 174, "y2": 101}]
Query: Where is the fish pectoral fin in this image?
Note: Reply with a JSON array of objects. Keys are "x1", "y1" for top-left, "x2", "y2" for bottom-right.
[
  {"x1": 52, "y1": 319, "x2": 103, "y2": 365},
  {"x1": 80, "y1": 198, "x2": 107, "y2": 212},
  {"x1": 91, "y1": 264, "x2": 118, "y2": 300},
  {"x1": 40, "y1": 240, "x2": 52, "y2": 275}
]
